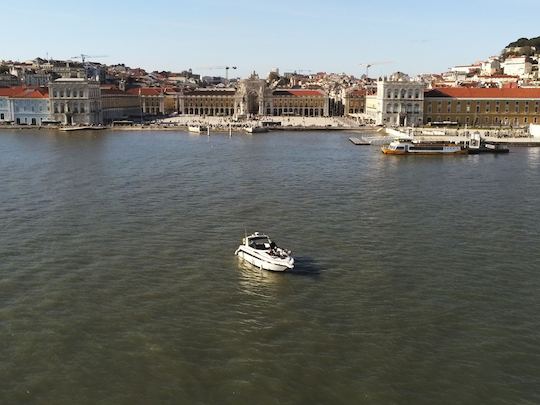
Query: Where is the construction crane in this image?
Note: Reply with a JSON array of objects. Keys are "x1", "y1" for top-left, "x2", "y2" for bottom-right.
[
  {"x1": 359, "y1": 61, "x2": 393, "y2": 78},
  {"x1": 286, "y1": 69, "x2": 312, "y2": 75},
  {"x1": 70, "y1": 54, "x2": 108, "y2": 64},
  {"x1": 196, "y1": 66, "x2": 237, "y2": 81},
  {"x1": 69, "y1": 54, "x2": 108, "y2": 80}
]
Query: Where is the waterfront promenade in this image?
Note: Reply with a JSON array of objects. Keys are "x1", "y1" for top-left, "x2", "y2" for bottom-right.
[{"x1": 386, "y1": 127, "x2": 540, "y2": 146}]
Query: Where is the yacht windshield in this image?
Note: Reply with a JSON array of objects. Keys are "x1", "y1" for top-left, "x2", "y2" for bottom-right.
[{"x1": 249, "y1": 236, "x2": 272, "y2": 250}]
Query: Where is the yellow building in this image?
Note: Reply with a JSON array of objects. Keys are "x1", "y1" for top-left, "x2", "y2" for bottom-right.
[
  {"x1": 344, "y1": 88, "x2": 366, "y2": 116},
  {"x1": 127, "y1": 87, "x2": 165, "y2": 115},
  {"x1": 424, "y1": 87, "x2": 540, "y2": 127},
  {"x1": 270, "y1": 89, "x2": 328, "y2": 116},
  {"x1": 179, "y1": 88, "x2": 236, "y2": 116},
  {"x1": 101, "y1": 88, "x2": 140, "y2": 123}
]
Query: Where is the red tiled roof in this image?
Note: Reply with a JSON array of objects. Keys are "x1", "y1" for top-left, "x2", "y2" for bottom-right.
[
  {"x1": 273, "y1": 89, "x2": 324, "y2": 97},
  {"x1": 184, "y1": 89, "x2": 236, "y2": 96},
  {"x1": 101, "y1": 88, "x2": 137, "y2": 95},
  {"x1": 126, "y1": 87, "x2": 163, "y2": 96},
  {"x1": 0, "y1": 86, "x2": 48, "y2": 98},
  {"x1": 425, "y1": 87, "x2": 540, "y2": 99},
  {"x1": 15, "y1": 88, "x2": 48, "y2": 98},
  {"x1": 477, "y1": 74, "x2": 518, "y2": 79},
  {"x1": 348, "y1": 89, "x2": 366, "y2": 97},
  {"x1": 0, "y1": 86, "x2": 25, "y2": 97}
]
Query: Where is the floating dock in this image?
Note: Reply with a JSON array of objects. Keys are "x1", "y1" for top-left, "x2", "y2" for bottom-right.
[{"x1": 349, "y1": 137, "x2": 371, "y2": 145}]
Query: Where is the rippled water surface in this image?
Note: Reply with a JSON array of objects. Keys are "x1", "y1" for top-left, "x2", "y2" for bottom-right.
[{"x1": 1, "y1": 129, "x2": 539, "y2": 404}]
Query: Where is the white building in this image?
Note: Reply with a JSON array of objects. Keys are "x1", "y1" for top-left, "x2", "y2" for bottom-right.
[
  {"x1": 49, "y1": 78, "x2": 102, "y2": 125},
  {"x1": 365, "y1": 77, "x2": 424, "y2": 126},
  {"x1": 450, "y1": 64, "x2": 481, "y2": 75},
  {"x1": 480, "y1": 57, "x2": 501, "y2": 76},
  {"x1": 0, "y1": 94, "x2": 12, "y2": 122},
  {"x1": 11, "y1": 88, "x2": 50, "y2": 125},
  {"x1": 502, "y1": 56, "x2": 532, "y2": 78},
  {"x1": 0, "y1": 87, "x2": 50, "y2": 125}
]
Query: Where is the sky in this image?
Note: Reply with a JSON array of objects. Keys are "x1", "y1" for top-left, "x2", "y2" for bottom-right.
[{"x1": 1, "y1": 0, "x2": 540, "y2": 78}]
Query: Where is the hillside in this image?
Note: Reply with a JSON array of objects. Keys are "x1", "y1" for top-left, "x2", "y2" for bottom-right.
[{"x1": 506, "y1": 36, "x2": 540, "y2": 49}]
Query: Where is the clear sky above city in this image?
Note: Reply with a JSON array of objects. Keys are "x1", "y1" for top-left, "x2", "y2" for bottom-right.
[{"x1": 2, "y1": 0, "x2": 539, "y2": 78}]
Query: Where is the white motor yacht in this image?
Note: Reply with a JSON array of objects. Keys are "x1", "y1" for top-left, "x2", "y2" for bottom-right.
[
  {"x1": 188, "y1": 125, "x2": 208, "y2": 134},
  {"x1": 235, "y1": 232, "x2": 294, "y2": 271}
]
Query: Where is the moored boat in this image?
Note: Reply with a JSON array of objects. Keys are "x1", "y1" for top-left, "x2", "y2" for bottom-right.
[
  {"x1": 467, "y1": 143, "x2": 510, "y2": 154},
  {"x1": 188, "y1": 125, "x2": 208, "y2": 133},
  {"x1": 381, "y1": 139, "x2": 466, "y2": 155},
  {"x1": 59, "y1": 126, "x2": 106, "y2": 132},
  {"x1": 244, "y1": 126, "x2": 268, "y2": 133},
  {"x1": 234, "y1": 232, "x2": 294, "y2": 271}
]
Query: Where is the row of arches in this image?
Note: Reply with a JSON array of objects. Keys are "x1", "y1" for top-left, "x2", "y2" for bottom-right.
[
  {"x1": 386, "y1": 89, "x2": 420, "y2": 99},
  {"x1": 386, "y1": 103, "x2": 421, "y2": 114},
  {"x1": 270, "y1": 108, "x2": 324, "y2": 117},
  {"x1": 183, "y1": 107, "x2": 234, "y2": 116}
]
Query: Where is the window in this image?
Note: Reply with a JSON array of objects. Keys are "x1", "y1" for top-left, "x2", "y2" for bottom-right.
[
  {"x1": 447, "y1": 101, "x2": 451, "y2": 113},
  {"x1": 485, "y1": 102, "x2": 490, "y2": 112},
  {"x1": 0, "y1": 113, "x2": 3, "y2": 119},
  {"x1": 505, "y1": 101, "x2": 509, "y2": 112},
  {"x1": 414, "y1": 90, "x2": 419, "y2": 99},
  {"x1": 515, "y1": 102, "x2": 519, "y2": 113},
  {"x1": 525, "y1": 102, "x2": 529, "y2": 113},
  {"x1": 456, "y1": 102, "x2": 461, "y2": 113}
]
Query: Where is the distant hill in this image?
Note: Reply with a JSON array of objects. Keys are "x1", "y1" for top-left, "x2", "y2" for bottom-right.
[{"x1": 506, "y1": 36, "x2": 540, "y2": 49}]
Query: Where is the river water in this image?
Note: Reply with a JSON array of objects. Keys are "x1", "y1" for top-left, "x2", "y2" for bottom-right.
[{"x1": 0, "y1": 129, "x2": 539, "y2": 404}]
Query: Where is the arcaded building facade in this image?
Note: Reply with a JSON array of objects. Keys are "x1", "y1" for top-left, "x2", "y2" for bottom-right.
[
  {"x1": 424, "y1": 87, "x2": 540, "y2": 127},
  {"x1": 365, "y1": 78, "x2": 424, "y2": 126},
  {"x1": 175, "y1": 73, "x2": 329, "y2": 117},
  {"x1": 49, "y1": 78, "x2": 102, "y2": 125}
]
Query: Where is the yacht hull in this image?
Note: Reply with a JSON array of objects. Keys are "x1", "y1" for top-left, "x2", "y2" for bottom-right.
[{"x1": 235, "y1": 247, "x2": 293, "y2": 272}]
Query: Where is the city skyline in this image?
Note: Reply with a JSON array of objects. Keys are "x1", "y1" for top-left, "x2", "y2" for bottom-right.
[{"x1": 1, "y1": 0, "x2": 540, "y2": 78}]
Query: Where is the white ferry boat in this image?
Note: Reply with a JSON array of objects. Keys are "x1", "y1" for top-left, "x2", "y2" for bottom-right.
[
  {"x1": 235, "y1": 232, "x2": 294, "y2": 272},
  {"x1": 381, "y1": 139, "x2": 466, "y2": 155}
]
